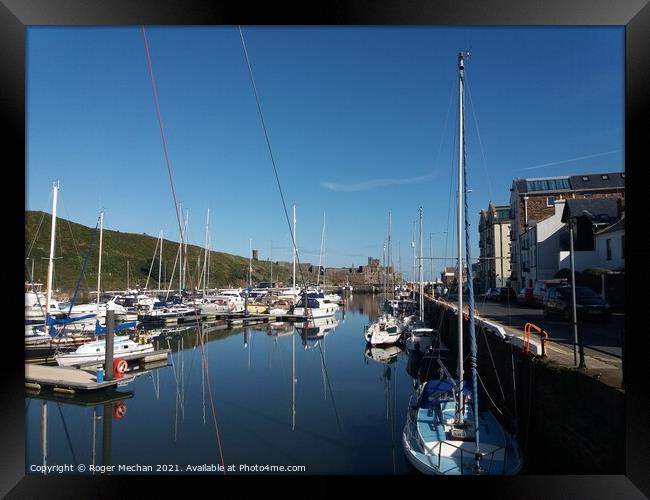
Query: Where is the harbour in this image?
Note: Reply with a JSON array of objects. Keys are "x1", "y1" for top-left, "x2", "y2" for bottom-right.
[{"x1": 20, "y1": 25, "x2": 634, "y2": 485}]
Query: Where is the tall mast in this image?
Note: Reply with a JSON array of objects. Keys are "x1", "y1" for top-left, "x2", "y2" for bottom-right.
[
  {"x1": 411, "y1": 221, "x2": 416, "y2": 285},
  {"x1": 457, "y1": 51, "x2": 466, "y2": 422},
  {"x1": 44, "y1": 181, "x2": 59, "y2": 329},
  {"x1": 203, "y1": 209, "x2": 210, "y2": 293},
  {"x1": 249, "y1": 238, "x2": 253, "y2": 288},
  {"x1": 292, "y1": 205, "x2": 296, "y2": 291},
  {"x1": 96, "y1": 210, "x2": 104, "y2": 318},
  {"x1": 388, "y1": 211, "x2": 392, "y2": 292},
  {"x1": 419, "y1": 206, "x2": 424, "y2": 322},
  {"x1": 317, "y1": 212, "x2": 325, "y2": 288},
  {"x1": 159, "y1": 229, "x2": 163, "y2": 292}
]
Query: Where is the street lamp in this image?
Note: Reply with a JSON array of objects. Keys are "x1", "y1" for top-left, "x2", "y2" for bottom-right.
[{"x1": 568, "y1": 217, "x2": 586, "y2": 369}]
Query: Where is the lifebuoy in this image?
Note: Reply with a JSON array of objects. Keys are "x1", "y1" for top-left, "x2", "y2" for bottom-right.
[
  {"x1": 228, "y1": 301, "x2": 236, "y2": 311},
  {"x1": 113, "y1": 357, "x2": 128, "y2": 379},
  {"x1": 112, "y1": 401, "x2": 127, "y2": 420}
]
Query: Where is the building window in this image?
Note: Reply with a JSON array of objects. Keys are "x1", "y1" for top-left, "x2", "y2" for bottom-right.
[
  {"x1": 606, "y1": 238, "x2": 612, "y2": 260},
  {"x1": 546, "y1": 196, "x2": 555, "y2": 207},
  {"x1": 601, "y1": 174, "x2": 609, "y2": 180}
]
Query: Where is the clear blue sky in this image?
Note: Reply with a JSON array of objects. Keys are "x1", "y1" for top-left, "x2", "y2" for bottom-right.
[{"x1": 26, "y1": 26, "x2": 624, "y2": 281}]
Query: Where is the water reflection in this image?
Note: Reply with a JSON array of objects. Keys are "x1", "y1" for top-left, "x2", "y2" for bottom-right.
[{"x1": 26, "y1": 294, "x2": 422, "y2": 474}]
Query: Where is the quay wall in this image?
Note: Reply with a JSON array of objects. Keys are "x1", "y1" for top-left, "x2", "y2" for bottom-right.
[{"x1": 424, "y1": 295, "x2": 624, "y2": 473}]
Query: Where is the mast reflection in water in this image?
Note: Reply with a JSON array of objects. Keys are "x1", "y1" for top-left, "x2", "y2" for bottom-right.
[{"x1": 26, "y1": 295, "x2": 420, "y2": 474}]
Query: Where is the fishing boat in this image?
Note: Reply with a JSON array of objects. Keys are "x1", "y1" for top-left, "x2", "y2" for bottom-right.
[
  {"x1": 54, "y1": 336, "x2": 155, "y2": 367},
  {"x1": 402, "y1": 52, "x2": 523, "y2": 475}
]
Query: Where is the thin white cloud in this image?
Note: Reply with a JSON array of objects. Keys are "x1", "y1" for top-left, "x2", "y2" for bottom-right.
[
  {"x1": 321, "y1": 173, "x2": 436, "y2": 192},
  {"x1": 520, "y1": 149, "x2": 622, "y2": 171}
]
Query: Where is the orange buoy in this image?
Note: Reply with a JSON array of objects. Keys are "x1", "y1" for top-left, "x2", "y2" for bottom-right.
[
  {"x1": 113, "y1": 357, "x2": 128, "y2": 379},
  {"x1": 112, "y1": 401, "x2": 127, "y2": 420}
]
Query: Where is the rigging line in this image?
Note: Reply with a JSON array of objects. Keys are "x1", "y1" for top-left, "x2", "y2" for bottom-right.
[
  {"x1": 56, "y1": 403, "x2": 78, "y2": 466},
  {"x1": 238, "y1": 27, "x2": 309, "y2": 290},
  {"x1": 478, "y1": 324, "x2": 507, "y2": 403},
  {"x1": 444, "y1": 89, "x2": 459, "y2": 269},
  {"x1": 141, "y1": 26, "x2": 225, "y2": 472},
  {"x1": 465, "y1": 80, "x2": 494, "y2": 203},
  {"x1": 26, "y1": 191, "x2": 52, "y2": 259},
  {"x1": 60, "y1": 197, "x2": 91, "y2": 292}
]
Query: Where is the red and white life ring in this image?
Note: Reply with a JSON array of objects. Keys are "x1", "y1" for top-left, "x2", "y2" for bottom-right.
[
  {"x1": 113, "y1": 357, "x2": 128, "y2": 379},
  {"x1": 113, "y1": 401, "x2": 127, "y2": 420}
]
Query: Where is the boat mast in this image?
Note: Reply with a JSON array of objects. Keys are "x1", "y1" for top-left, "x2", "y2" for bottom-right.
[
  {"x1": 96, "y1": 210, "x2": 104, "y2": 318},
  {"x1": 419, "y1": 206, "x2": 424, "y2": 322},
  {"x1": 203, "y1": 209, "x2": 210, "y2": 294},
  {"x1": 457, "y1": 51, "x2": 465, "y2": 422},
  {"x1": 386, "y1": 210, "x2": 395, "y2": 292},
  {"x1": 159, "y1": 229, "x2": 164, "y2": 293},
  {"x1": 249, "y1": 238, "x2": 253, "y2": 288},
  {"x1": 317, "y1": 212, "x2": 325, "y2": 288},
  {"x1": 292, "y1": 205, "x2": 296, "y2": 291},
  {"x1": 44, "y1": 181, "x2": 59, "y2": 329}
]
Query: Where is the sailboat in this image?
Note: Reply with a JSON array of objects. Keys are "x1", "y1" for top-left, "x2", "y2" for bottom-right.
[
  {"x1": 365, "y1": 212, "x2": 402, "y2": 346},
  {"x1": 402, "y1": 52, "x2": 522, "y2": 475}
]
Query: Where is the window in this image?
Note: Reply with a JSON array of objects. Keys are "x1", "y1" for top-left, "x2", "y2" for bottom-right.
[
  {"x1": 546, "y1": 196, "x2": 555, "y2": 207},
  {"x1": 601, "y1": 174, "x2": 609, "y2": 180},
  {"x1": 584, "y1": 193, "x2": 592, "y2": 198},
  {"x1": 606, "y1": 238, "x2": 612, "y2": 260}
]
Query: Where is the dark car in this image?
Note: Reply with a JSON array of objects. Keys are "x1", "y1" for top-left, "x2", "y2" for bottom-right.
[
  {"x1": 517, "y1": 287, "x2": 535, "y2": 306},
  {"x1": 543, "y1": 285, "x2": 611, "y2": 321}
]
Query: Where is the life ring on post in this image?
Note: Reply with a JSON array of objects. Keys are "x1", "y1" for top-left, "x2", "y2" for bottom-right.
[
  {"x1": 113, "y1": 357, "x2": 128, "y2": 379},
  {"x1": 112, "y1": 400, "x2": 127, "y2": 420}
]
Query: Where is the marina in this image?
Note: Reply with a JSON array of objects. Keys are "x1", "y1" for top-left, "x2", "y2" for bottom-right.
[{"x1": 21, "y1": 25, "x2": 631, "y2": 483}]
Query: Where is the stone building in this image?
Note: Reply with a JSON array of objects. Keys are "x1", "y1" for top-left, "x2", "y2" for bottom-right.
[{"x1": 478, "y1": 202, "x2": 512, "y2": 290}]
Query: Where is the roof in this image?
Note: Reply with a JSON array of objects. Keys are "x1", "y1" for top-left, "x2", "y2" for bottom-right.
[
  {"x1": 595, "y1": 216, "x2": 625, "y2": 235},
  {"x1": 569, "y1": 172, "x2": 625, "y2": 191},
  {"x1": 561, "y1": 198, "x2": 619, "y2": 223},
  {"x1": 512, "y1": 172, "x2": 625, "y2": 195}
]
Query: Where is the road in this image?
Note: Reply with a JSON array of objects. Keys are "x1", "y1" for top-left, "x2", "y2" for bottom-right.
[{"x1": 467, "y1": 296, "x2": 624, "y2": 358}]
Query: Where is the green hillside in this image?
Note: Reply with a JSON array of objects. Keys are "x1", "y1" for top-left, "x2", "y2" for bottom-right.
[{"x1": 25, "y1": 211, "x2": 318, "y2": 297}]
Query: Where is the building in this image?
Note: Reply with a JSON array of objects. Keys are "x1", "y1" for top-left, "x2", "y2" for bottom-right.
[
  {"x1": 478, "y1": 202, "x2": 512, "y2": 290},
  {"x1": 509, "y1": 172, "x2": 625, "y2": 289},
  {"x1": 559, "y1": 198, "x2": 621, "y2": 272},
  {"x1": 326, "y1": 256, "x2": 401, "y2": 287}
]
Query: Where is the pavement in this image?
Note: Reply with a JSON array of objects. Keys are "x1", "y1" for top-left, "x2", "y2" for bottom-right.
[{"x1": 433, "y1": 293, "x2": 624, "y2": 390}]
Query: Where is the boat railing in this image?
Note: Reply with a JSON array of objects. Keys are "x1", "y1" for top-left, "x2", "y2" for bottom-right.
[{"x1": 428, "y1": 438, "x2": 509, "y2": 474}]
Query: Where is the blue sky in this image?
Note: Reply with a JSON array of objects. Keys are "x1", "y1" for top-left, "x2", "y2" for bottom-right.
[{"x1": 26, "y1": 26, "x2": 624, "y2": 281}]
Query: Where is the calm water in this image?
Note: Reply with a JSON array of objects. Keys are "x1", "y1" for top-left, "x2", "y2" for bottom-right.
[{"x1": 26, "y1": 294, "x2": 420, "y2": 475}]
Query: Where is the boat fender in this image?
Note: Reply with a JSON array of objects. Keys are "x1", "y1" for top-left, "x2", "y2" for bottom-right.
[
  {"x1": 113, "y1": 401, "x2": 127, "y2": 420},
  {"x1": 113, "y1": 358, "x2": 128, "y2": 379}
]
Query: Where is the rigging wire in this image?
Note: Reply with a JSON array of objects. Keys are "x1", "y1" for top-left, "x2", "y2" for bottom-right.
[
  {"x1": 238, "y1": 26, "x2": 310, "y2": 294},
  {"x1": 465, "y1": 80, "x2": 494, "y2": 204},
  {"x1": 26, "y1": 191, "x2": 52, "y2": 259},
  {"x1": 141, "y1": 25, "x2": 226, "y2": 473}
]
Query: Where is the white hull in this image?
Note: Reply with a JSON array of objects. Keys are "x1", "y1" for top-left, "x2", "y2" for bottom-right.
[{"x1": 55, "y1": 338, "x2": 154, "y2": 367}]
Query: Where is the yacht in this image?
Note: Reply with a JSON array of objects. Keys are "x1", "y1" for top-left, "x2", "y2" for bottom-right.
[{"x1": 54, "y1": 336, "x2": 154, "y2": 367}]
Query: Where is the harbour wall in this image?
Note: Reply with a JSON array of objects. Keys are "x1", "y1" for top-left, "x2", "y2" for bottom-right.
[{"x1": 425, "y1": 295, "x2": 624, "y2": 473}]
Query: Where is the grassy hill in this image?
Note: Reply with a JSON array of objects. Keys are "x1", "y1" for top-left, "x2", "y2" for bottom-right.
[{"x1": 25, "y1": 211, "x2": 319, "y2": 297}]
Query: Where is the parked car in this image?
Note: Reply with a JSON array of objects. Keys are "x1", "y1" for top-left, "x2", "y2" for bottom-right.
[
  {"x1": 485, "y1": 288, "x2": 500, "y2": 300},
  {"x1": 543, "y1": 285, "x2": 611, "y2": 322},
  {"x1": 516, "y1": 287, "x2": 535, "y2": 306},
  {"x1": 532, "y1": 279, "x2": 568, "y2": 306},
  {"x1": 497, "y1": 287, "x2": 517, "y2": 302}
]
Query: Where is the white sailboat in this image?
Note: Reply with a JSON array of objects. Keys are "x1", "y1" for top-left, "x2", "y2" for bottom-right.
[{"x1": 402, "y1": 52, "x2": 522, "y2": 475}]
